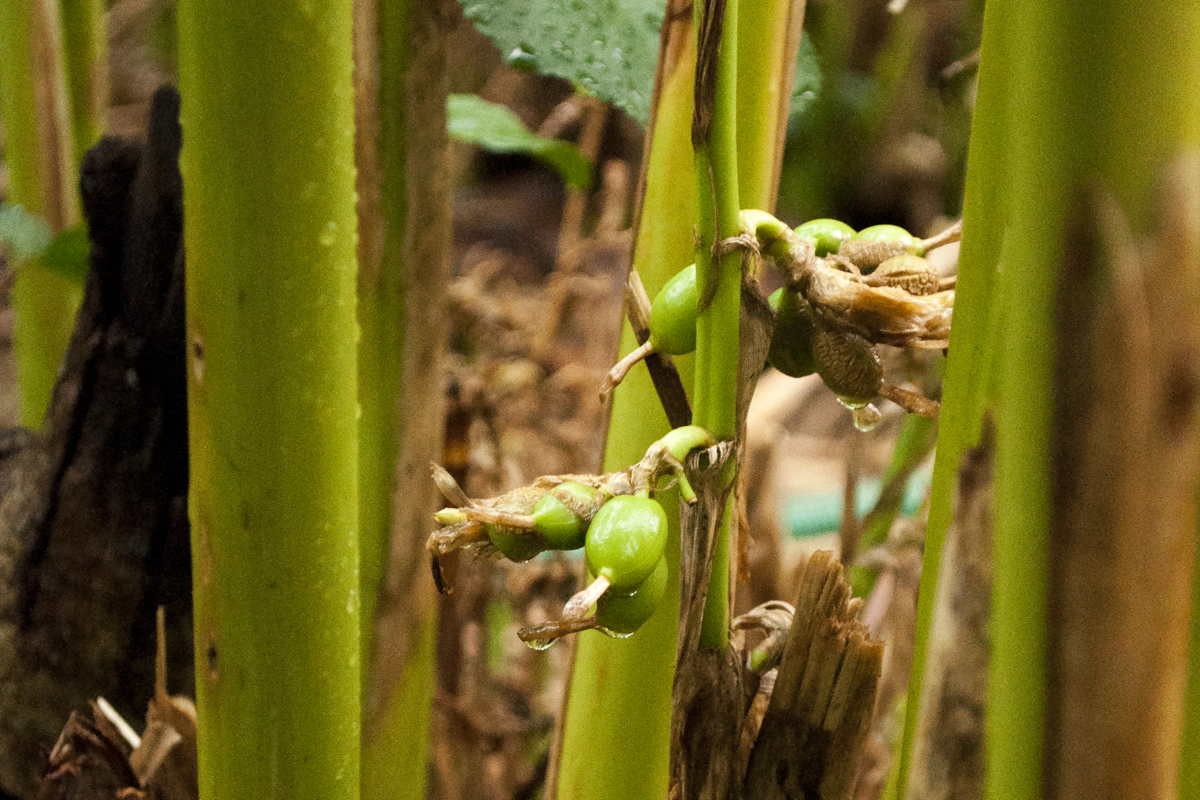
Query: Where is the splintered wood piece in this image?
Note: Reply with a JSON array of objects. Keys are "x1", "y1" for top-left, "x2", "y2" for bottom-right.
[
  {"x1": 743, "y1": 550, "x2": 884, "y2": 800},
  {"x1": 36, "y1": 706, "x2": 138, "y2": 800}
]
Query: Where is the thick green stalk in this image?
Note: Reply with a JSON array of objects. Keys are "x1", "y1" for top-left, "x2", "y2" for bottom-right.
[
  {"x1": 355, "y1": 2, "x2": 450, "y2": 798},
  {"x1": 735, "y1": 0, "x2": 802, "y2": 211},
  {"x1": 552, "y1": 2, "x2": 801, "y2": 796},
  {"x1": 550, "y1": 16, "x2": 696, "y2": 799},
  {"x1": 353, "y1": 0, "x2": 404, "y2": 687},
  {"x1": 691, "y1": 0, "x2": 741, "y2": 650},
  {"x1": 178, "y1": 4, "x2": 361, "y2": 799},
  {"x1": 891, "y1": 1, "x2": 1011, "y2": 794},
  {"x1": 898, "y1": 2, "x2": 1200, "y2": 798},
  {"x1": 1, "y1": 0, "x2": 82, "y2": 426},
  {"x1": 58, "y1": 0, "x2": 105, "y2": 160},
  {"x1": 988, "y1": 4, "x2": 1199, "y2": 798}
]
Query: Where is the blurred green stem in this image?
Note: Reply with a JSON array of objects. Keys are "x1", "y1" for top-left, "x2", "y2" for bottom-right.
[
  {"x1": 58, "y1": 0, "x2": 106, "y2": 159},
  {"x1": 550, "y1": 12, "x2": 696, "y2": 798},
  {"x1": 1, "y1": 0, "x2": 82, "y2": 426},
  {"x1": 355, "y1": 2, "x2": 451, "y2": 799},
  {"x1": 897, "y1": 2, "x2": 1200, "y2": 798}
]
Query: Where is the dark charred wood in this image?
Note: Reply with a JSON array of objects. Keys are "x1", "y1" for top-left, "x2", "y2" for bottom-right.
[{"x1": 0, "y1": 86, "x2": 191, "y2": 799}]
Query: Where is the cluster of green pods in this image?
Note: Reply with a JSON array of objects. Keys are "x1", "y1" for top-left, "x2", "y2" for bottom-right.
[
  {"x1": 432, "y1": 425, "x2": 717, "y2": 642},
  {"x1": 484, "y1": 480, "x2": 605, "y2": 561},
  {"x1": 585, "y1": 495, "x2": 669, "y2": 634},
  {"x1": 639, "y1": 217, "x2": 937, "y2": 412},
  {"x1": 494, "y1": 490, "x2": 670, "y2": 636}
]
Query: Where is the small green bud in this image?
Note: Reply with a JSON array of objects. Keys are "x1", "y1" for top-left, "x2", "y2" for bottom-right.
[
  {"x1": 596, "y1": 557, "x2": 669, "y2": 634},
  {"x1": 585, "y1": 495, "x2": 669, "y2": 590},
  {"x1": 767, "y1": 288, "x2": 817, "y2": 377},
  {"x1": 649, "y1": 264, "x2": 698, "y2": 355},
  {"x1": 794, "y1": 218, "x2": 855, "y2": 256},
  {"x1": 486, "y1": 524, "x2": 545, "y2": 563},
  {"x1": 531, "y1": 481, "x2": 603, "y2": 550}
]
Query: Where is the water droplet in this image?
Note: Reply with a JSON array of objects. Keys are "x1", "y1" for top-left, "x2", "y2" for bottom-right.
[
  {"x1": 596, "y1": 626, "x2": 635, "y2": 640},
  {"x1": 318, "y1": 221, "x2": 337, "y2": 247},
  {"x1": 506, "y1": 46, "x2": 538, "y2": 71},
  {"x1": 523, "y1": 637, "x2": 557, "y2": 652},
  {"x1": 851, "y1": 403, "x2": 883, "y2": 432}
]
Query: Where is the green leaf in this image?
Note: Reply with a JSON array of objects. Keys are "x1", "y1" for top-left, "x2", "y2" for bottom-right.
[
  {"x1": 0, "y1": 205, "x2": 89, "y2": 284},
  {"x1": 448, "y1": 93, "x2": 594, "y2": 189},
  {"x1": 0, "y1": 202, "x2": 52, "y2": 262},
  {"x1": 790, "y1": 34, "x2": 823, "y2": 124},
  {"x1": 39, "y1": 226, "x2": 90, "y2": 284},
  {"x1": 458, "y1": 0, "x2": 663, "y2": 123}
]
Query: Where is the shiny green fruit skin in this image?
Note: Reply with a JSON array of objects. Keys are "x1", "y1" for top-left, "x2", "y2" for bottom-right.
[
  {"x1": 585, "y1": 495, "x2": 669, "y2": 590},
  {"x1": 596, "y1": 557, "x2": 668, "y2": 634},
  {"x1": 531, "y1": 481, "x2": 601, "y2": 550},
  {"x1": 851, "y1": 224, "x2": 918, "y2": 249},
  {"x1": 767, "y1": 288, "x2": 817, "y2": 377},
  {"x1": 649, "y1": 263, "x2": 698, "y2": 355},
  {"x1": 794, "y1": 218, "x2": 855, "y2": 256},
  {"x1": 487, "y1": 524, "x2": 544, "y2": 562}
]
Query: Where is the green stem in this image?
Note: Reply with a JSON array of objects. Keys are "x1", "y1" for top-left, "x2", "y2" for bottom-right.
[
  {"x1": 848, "y1": 412, "x2": 936, "y2": 598},
  {"x1": 889, "y1": 0, "x2": 1012, "y2": 794},
  {"x1": 988, "y1": 4, "x2": 1198, "y2": 798},
  {"x1": 355, "y1": 2, "x2": 450, "y2": 798},
  {"x1": 552, "y1": 2, "x2": 800, "y2": 795},
  {"x1": 178, "y1": 3, "x2": 361, "y2": 798},
  {"x1": 58, "y1": 0, "x2": 106, "y2": 160},
  {"x1": 1185, "y1": 542, "x2": 1200, "y2": 797},
  {"x1": 735, "y1": 0, "x2": 802, "y2": 211},
  {"x1": 551, "y1": 15, "x2": 696, "y2": 798},
  {"x1": 691, "y1": 0, "x2": 741, "y2": 651},
  {"x1": 897, "y1": 2, "x2": 1200, "y2": 799},
  {"x1": 1, "y1": 0, "x2": 82, "y2": 426}
]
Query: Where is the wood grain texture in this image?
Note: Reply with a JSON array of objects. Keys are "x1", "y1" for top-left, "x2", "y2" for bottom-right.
[{"x1": 743, "y1": 551, "x2": 882, "y2": 800}]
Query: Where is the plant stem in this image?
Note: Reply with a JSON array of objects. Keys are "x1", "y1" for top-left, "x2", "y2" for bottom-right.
[
  {"x1": 889, "y1": 0, "x2": 1012, "y2": 794},
  {"x1": 58, "y1": 0, "x2": 106, "y2": 160},
  {"x1": 898, "y1": 2, "x2": 1200, "y2": 798},
  {"x1": 988, "y1": 4, "x2": 1199, "y2": 798},
  {"x1": 550, "y1": 10, "x2": 697, "y2": 798},
  {"x1": 178, "y1": 2, "x2": 361, "y2": 798},
  {"x1": 1185, "y1": 549, "x2": 1200, "y2": 797},
  {"x1": 735, "y1": 0, "x2": 803, "y2": 211},
  {"x1": 551, "y1": 2, "x2": 802, "y2": 794},
  {"x1": 1, "y1": 0, "x2": 82, "y2": 426},
  {"x1": 848, "y1": 412, "x2": 936, "y2": 597},
  {"x1": 354, "y1": 2, "x2": 451, "y2": 798},
  {"x1": 691, "y1": 0, "x2": 741, "y2": 650}
]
